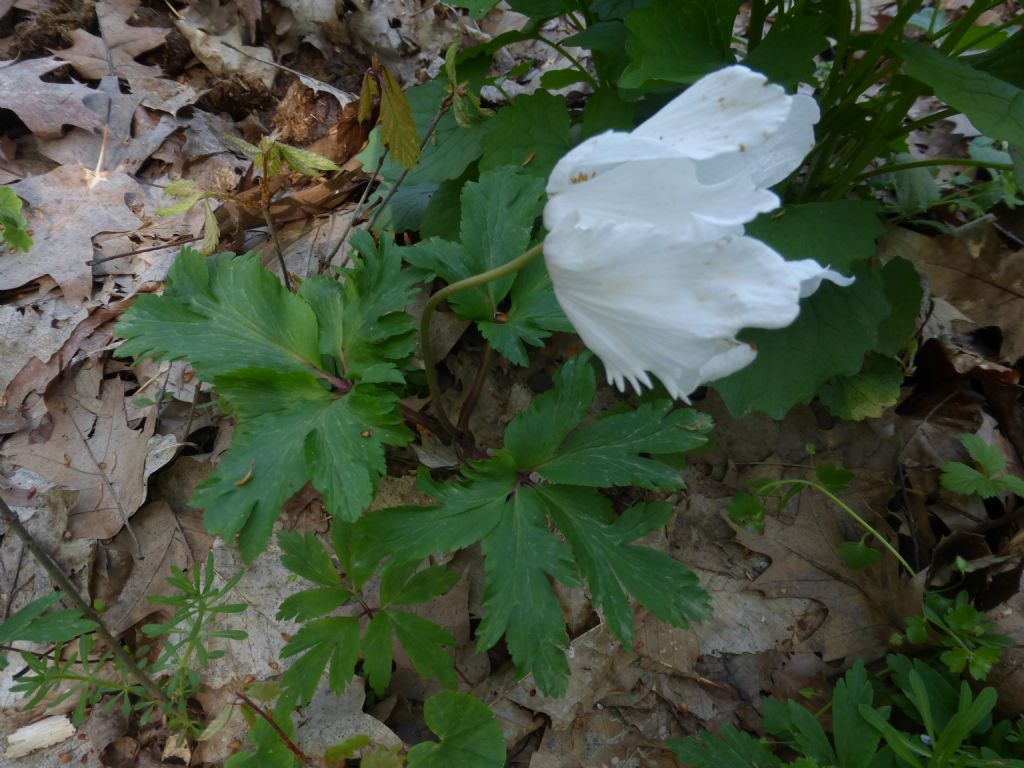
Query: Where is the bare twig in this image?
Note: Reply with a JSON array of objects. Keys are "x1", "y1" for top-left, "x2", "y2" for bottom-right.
[
  {"x1": 0, "y1": 495, "x2": 169, "y2": 706},
  {"x1": 235, "y1": 690, "x2": 310, "y2": 765},
  {"x1": 365, "y1": 100, "x2": 450, "y2": 234}
]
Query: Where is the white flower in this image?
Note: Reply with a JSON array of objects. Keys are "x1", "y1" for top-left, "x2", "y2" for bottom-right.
[{"x1": 543, "y1": 65, "x2": 853, "y2": 400}]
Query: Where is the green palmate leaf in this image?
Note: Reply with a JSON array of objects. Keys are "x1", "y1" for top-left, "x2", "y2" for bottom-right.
[
  {"x1": 388, "y1": 611, "x2": 457, "y2": 687},
  {"x1": 0, "y1": 594, "x2": 96, "y2": 670},
  {"x1": 619, "y1": 0, "x2": 740, "y2": 88},
  {"x1": 477, "y1": 257, "x2": 572, "y2": 365},
  {"x1": 837, "y1": 539, "x2": 882, "y2": 570},
  {"x1": 307, "y1": 231, "x2": 420, "y2": 383},
  {"x1": 940, "y1": 463, "x2": 1004, "y2": 498},
  {"x1": 193, "y1": 370, "x2": 406, "y2": 559},
  {"x1": 379, "y1": 67, "x2": 421, "y2": 170},
  {"x1": 361, "y1": 609, "x2": 457, "y2": 694},
  {"x1": 275, "y1": 143, "x2": 342, "y2": 176},
  {"x1": 818, "y1": 353, "x2": 904, "y2": 421},
  {"x1": 362, "y1": 613, "x2": 393, "y2": 694},
  {"x1": 379, "y1": 561, "x2": 460, "y2": 606},
  {"x1": 477, "y1": 486, "x2": 579, "y2": 695},
  {"x1": 831, "y1": 662, "x2": 882, "y2": 768},
  {"x1": 542, "y1": 491, "x2": 710, "y2": 648},
  {"x1": 117, "y1": 249, "x2": 321, "y2": 378},
  {"x1": 532, "y1": 402, "x2": 711, "y2": 489},
  {"x1": 961, "y1": 433, "x2": 1006, "y2": 476},
  {"x1": 894, "y1": 42, "x2": 1024, "y2": 146},
  {"x1": 744, "y1": 15, "x2": 827, "y2": 89},
  {"x1": 746, "y1": 201, "x2": 884, "y2": 274},
  {"x1": 479, "y1": 91, "x2": 572, "y2": 178},
  {"x1": 714, "y1": 268, "x2": 890, "y2": 418},
  {"x1": 116, "y1": 249, "x2": 412, "y2": 559},
  {"x1": 280, "y1": 616, "x2": 361, "y2": 705},
  {"x1": 669, "y1": 725, "x2": 782, "y2": 768},
  {"x1": 406, "y1": 691, "x2": 506, "y2": 768},
  {"x1": 278, "y1": 531, "x2": 340, "y2": 586},
  {"x1": 503, "y1": 353, "x2": 596, "y2": 468},
  {"x1": 714, "y1": 202, "x2": 900, "y2": 419},
  {"x1": 355, "y1": 356, "x2": 711, "y2": 696},
  {"x1": 355, "y1": 457, "x2": 518, "y2": 569},
  {"x1": 580, "y1": 86, "x2": 635, "y2": 138},
  {"x1": 405, "y1": 167, "x2": 549, "y2": 363},
  {"x1": 874, "y1": 257, "x2": 923, "y2": 356}
]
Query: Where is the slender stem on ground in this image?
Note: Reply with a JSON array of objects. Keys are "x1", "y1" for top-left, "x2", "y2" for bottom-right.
[
  {"x1": 0, "y1": 496, "x2": 170, "y2": 705},
  {"x1": 235, "y1": 691, "x2": 310, "y2": 765},
  {"x1": 458, "y1": 343, "x2": 494, "y2": 433},
  {"x1": 854, "y1": 157, "x2": 1015, "y2": 182},
  {"x1": 364, "y1": 99, "x2": 450, "y2": 235},
  {"x1": 757, "y1": 478, "x2": 917, "y2": 575},
  {"x1": 420, "y1": 243, "x2": 545, "y2": 437},
  {"x1": 536, "y1": 35, "x2": 599, "y2": 90}
]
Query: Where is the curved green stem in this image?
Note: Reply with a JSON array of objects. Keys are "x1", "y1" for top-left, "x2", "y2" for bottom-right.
[
  {"x1": 420, "y1": 242, "x2": 545, "y2": 437},
  {"x1": 536, "y1": 35, "x2": 600, "y2": 90},
  {"x1": 855, "y1": 156, "x2": 1014, "y2": 182},
  {"x1": 757, "y1": 478, "x2": 917, "y2": 575}
]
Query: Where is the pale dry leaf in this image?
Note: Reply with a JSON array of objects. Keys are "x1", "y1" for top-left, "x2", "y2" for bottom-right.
[
  {"x1": 0, "y1": 298, "x2": 89, "y2": 394},
  {"x1": 507, "y1": 624, "x2": 636, "y2": 728},
  {"x1": 880, "y1": 225, "x2": 1024, "y2": 362},
  {"x1": 732, "y1": 471, "x2": 922, "y2": 662},
  {"x1": 294, "y1": 680, "x2": 404, "y2": 760},
  {"x1": 39, "y1": 75, "x2": 179, "y2": 174},
  {"x1": 98, "y1": 501, "x2": 196, "y2": 636},
  {"x1": 1, "y1": 304, "x2": 121, "y2": 434},
  {"x1": 0, "y1": 57, "x2": 102, "y2": 139},
  {"x1": 4, "y1": 715, "x2": 75, "y2": 759},
  {"x1": 2, "y1": 165, "x2": 144, "y2": 302},
  {"x1": 53, "y1": 0, "x2": 197, "y2": 114},
  {"x1": 174, "y1": 20, "x2": 277, "y2": 88},
  {"x1": 4, "y1": 376, "x2": 156, "y2": 539},
  {"x1": 55, "y1": 0, "x2": 168, "y2": 83}
]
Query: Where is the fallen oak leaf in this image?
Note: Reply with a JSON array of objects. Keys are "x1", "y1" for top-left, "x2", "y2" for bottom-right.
[
  {"x1": 2, "y1": 165, "x2": 144, "y2": 303},
  {"x1": 0, "y1": 57, "x2": 102, "y2": 139},
  {"x1": 55, "y1": 0, "x2": 168, "y2": 84}
]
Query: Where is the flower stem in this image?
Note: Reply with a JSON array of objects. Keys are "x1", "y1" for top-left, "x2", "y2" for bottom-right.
[
  {"x1": 0, "y1": 495, "x2": 170, "y2": 706},
  {"x1": 854, "y1": 156, "x2": 1015, "y2": 182},
  {"x1": 420, "y1": 242, "x2": 545, "y2": 437},
  {"x1": 757, "y1": 478, "x2": 917, "y2": 575}
]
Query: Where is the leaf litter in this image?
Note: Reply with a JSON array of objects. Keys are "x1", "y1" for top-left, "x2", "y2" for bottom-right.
[{"x1": 0, "y1": 0, "x2": 1023, "y2": 766}]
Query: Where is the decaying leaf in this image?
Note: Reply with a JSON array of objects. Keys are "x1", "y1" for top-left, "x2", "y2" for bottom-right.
[
  {"x1": 55, "y1": 0, "x2": 168, "y2": 86},
  {"x1": 732, "y1": 471, "x2": 923, "y2": 662},
  {"x1": 2, "y1": 165, "x2": 144, "y2": 303},
  {"x1": 4, "y1": 376, "x2": 158, "y2": 539},
  {"x1": 0, "y1": 57, "x2": 102, "y2": 139}
]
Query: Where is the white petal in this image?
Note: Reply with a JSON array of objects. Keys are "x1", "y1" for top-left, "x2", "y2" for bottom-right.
[
  {"x1": 544, "y1": 221, "x2": 851, "y2": 399},
  {"x1": 546, "y1": 131, "x2": 681, "y2": 198},
  {"x1": 632, "y1": 66, "x2": 795, "y2": 163},
  {"x1": 694, "y1": 93, "x2": 821, "y2": 188},
  {"x1": 544, "y1": 156, "x2": 778, "y2": 240}
]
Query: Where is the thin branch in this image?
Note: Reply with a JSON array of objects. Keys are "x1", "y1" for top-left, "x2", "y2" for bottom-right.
[
  {"x1": 235, "y1": 690, "x2": 310, "y2": 765},
  {"x1": 458, "y1": 343, "x2": 493, "y2": 433},
  {"x1": 0, "y1": 495, "x2": 169, "y2": 705},
  {"x1": 364, "y1": 99, "x2": 450, "y2": 234},
  {"x1": 420, "y1": 242, "x2": 545, "y2": 437}
]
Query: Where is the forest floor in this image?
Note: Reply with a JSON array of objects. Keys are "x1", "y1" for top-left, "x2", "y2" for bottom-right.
[{"x1": 1, "y1": 1, "x2": 1024, "y2": 766}]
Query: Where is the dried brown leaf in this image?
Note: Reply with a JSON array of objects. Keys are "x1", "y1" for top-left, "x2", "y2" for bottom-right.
[
  {"x1": 2, "y1": 165, "x2": 143, "y2": 302},
  {"x1": 0, "y1": 57, "x2": 102, "y2": 139},
  {"x1": 4, "y1": 376, "x2": 156, "y2": 539}
]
